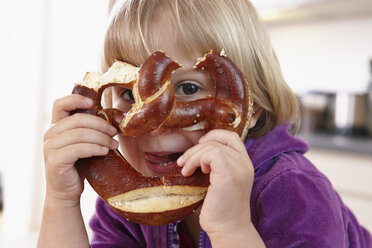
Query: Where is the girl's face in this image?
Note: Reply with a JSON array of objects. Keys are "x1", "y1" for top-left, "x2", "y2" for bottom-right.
[{"x1": 112, "y1": 47, "x2": 215, "y2": 177}]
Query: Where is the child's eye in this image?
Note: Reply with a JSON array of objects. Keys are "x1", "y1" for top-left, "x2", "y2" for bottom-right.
[
  {"x1": 120, "y1": 89, "x2": 134, "y2": 101},
  {"x1": 182, "y1": 83, "x2": 199, "y2": 95},
  {"x1": 176, "y1": 82, "x2": 200, "y2": 96}
]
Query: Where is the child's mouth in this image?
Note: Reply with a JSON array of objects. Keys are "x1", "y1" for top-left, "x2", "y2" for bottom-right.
[{"x1": 144, "y1": 152, "x2": 183, "y2": 175}]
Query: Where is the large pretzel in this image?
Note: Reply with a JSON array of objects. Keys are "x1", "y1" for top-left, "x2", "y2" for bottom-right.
[{"x1": 72, "y1": 50, "x2": 253, "y2": 225}]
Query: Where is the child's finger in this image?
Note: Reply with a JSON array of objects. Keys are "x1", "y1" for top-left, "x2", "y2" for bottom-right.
[
  {"x1": 49, "y1": 143, "x2": 110, "y2": 165},
  {"x1": 178, "y1": 142, "x2": 216, "y2": 169},
  {"x1": 179, "y1": 145, "x2": 208, "y2": 176},
  {"x1": 180, "y1": 142, "x2": 235, "y2": 177},
  {"x1": 44, "y1": 114, "x2": 117, "y2": 141},
  {"x1": 51, "y1": 94, "x2": 93, "y2": 124},
  {"x1": 177, "y1": 143, "x2": 204, "y2": 166},
  {"x1": 198, "y1": 129, "x2": 246, "y2": 154},
  {"x1": 46, "y1": 128, "x2": 119, "y2": 151}
]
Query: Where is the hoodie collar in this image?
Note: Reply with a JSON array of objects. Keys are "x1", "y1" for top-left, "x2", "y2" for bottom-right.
[{"x1": 245, "y1": 123, "x2": 309, "y2": 171}]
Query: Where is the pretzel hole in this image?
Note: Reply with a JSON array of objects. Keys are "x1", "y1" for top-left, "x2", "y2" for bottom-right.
[{"x1": 107, "y1": 85, "x2": 134, "y2": 113}]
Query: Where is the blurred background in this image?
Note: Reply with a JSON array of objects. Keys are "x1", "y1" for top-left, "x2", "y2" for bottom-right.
[{"x1": 0, "y1": 0, "x2": 371, "y2": 247}]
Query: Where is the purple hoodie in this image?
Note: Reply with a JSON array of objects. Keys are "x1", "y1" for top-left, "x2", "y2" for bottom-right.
[{"x1": 89, "y1": 124, "x2": 372, "y2": 247}]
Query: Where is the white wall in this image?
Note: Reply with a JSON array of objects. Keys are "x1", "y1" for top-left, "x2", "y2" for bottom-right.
[
  {"x1": 0, "y1": 0, "x2": 107, "y2": 247},
  {"x1": 267, "y1": 16, "x2": 372, "y2": 94},
  {"x1": 0, "y1": 0, "x2": 44, "y2": 244},
  {"x1": 37, "y1": 0, "x2": 108, "y2": 242}
]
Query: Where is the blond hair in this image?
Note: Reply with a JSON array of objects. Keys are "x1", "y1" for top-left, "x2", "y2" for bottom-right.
[{"x1": 103, "y1": 0, "x2": 300, "y2": 138}]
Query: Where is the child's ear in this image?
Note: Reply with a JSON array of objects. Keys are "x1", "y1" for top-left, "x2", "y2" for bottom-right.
[{"x1": 249, "y1": 104, "x2": 263, "y2": 129}]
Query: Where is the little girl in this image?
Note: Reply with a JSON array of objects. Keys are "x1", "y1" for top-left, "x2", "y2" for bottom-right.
[{"x1": 38, "y1": 0, "x2": 372, "y2": 247}]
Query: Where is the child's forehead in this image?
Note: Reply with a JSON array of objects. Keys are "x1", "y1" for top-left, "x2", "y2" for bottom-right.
[
  {"x1": 149, "y1": 40, "x2": 198, "y2": 63},
  {"x1": 146, "y1": 15, "x2": 203, "y2": 60},
  {"x1": 131, "y1": 31, "x2": 202, "y2": 67}
]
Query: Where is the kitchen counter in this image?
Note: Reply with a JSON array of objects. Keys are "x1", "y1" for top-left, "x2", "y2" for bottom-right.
[{"x1": 298, "y1": 132, "x2": 372, "y2": 155}]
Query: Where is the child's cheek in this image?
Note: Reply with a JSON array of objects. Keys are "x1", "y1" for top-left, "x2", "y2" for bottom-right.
[
  {"x1": 180, "y1": 129, "x2": 206, "y2": 144},
  {"x1": 117, "y1": 135, "x2": 143, "y2": 171}
]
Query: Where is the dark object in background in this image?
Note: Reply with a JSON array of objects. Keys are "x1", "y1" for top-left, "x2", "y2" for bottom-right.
[
  {"x1": 335, "y1": 92, "x2": 369, "y2": 136},
  {"x1": 299, "y1": 90, "x2": 371, "y2": 137},
  {"x1": 367, "y1": 58, "x2": 372, "y2": 136},
  {"x1": 0, "y1": 174, "x2": 3, "y2": 211},
  {"x1": 299, "y1": 91, "x2": 336, "y2": 134},
  {"x1": 299, "y1": 59, "x2": 372, "y2": 137}
]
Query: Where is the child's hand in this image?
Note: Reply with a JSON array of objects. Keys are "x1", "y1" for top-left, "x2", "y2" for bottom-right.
[
  {"x1": 177, "y1": 129, "x2": 255, "y2": 240},
  {"x1": 43, "y1": 94, "x2": 118, "y2": 206}
]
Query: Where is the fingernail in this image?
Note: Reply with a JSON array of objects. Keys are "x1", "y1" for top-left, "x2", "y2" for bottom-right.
[
  {"x1": 112, "y1": 140, "x2": 119, "y2": 149},
  {"x1": 181, "y1": 166, "x2": 186, "y2": 175},
  {"x1": 177, "y1": 155, "x2": 184, "y2": 165},
  {"x1": 85, "y1": 98, "x2": 93, "y2": 105},
  {"x1": 109, "y1": 126, "x2": 117, "y2": 135}
]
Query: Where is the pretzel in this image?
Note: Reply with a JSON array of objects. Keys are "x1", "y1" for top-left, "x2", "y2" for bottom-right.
[{"x1": 72, "y1": 50, "x2": 253, "y2": 225}]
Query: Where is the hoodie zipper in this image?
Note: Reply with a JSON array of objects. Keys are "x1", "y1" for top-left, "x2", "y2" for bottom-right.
[
  {"x1": 168, "y1": 221, "x2": 180, "y2": 248},
  {"x1": 198, "y1": 228, "x2": 206, "y2": 248},
  {"x1": 167, "y1": 222, "x2": 207, "y2": 248}
]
